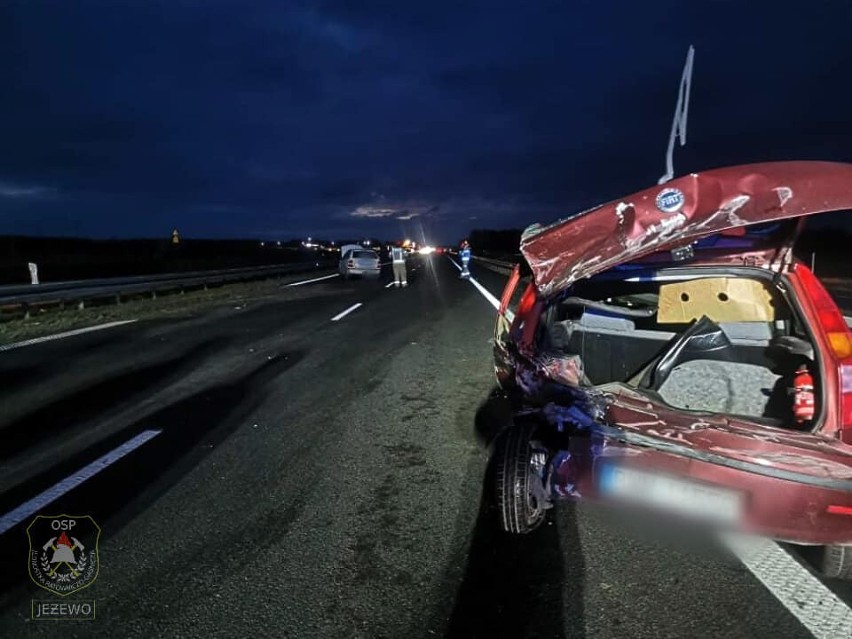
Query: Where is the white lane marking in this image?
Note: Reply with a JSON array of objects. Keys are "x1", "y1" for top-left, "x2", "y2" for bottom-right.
[
  {"x1": 724, "y1": 534, "x2": 852, "y2": 639},
  {"x1": 385, "y1": 281, "x2": 395, "y2": 289},
  {"x1": 0, "y1": 429, "x2": 162, "y2": 535},
  {"x1": 285, "y1": 273, "x2": 339, "y2": 287},
  {"x1": 468, "y1": 276, "x2": 502, "y2": 312},
  {"x1": 331, "y1": 302, "x2": 363, "y2": 321},
  {"x1": 0, "y1": 320, "x2": 138, "y2": 353},
  {"x1": 448, "y1": 257, "x2": 515, "y2": 323}
]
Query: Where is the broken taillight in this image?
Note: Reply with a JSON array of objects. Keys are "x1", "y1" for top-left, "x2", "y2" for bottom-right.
[
  {"x1": 499, "y1": 265, "x2": 521, "y2": 315},
  {"x1": 796, "y1": 263, "x2": 852, "y2": 438}
]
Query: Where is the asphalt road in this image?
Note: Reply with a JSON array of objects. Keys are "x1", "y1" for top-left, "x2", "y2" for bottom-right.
[{"x1": 0, "y1": 256, "x2": 849, "y2": 638}]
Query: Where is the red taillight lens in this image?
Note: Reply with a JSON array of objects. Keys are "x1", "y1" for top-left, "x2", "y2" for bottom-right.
[
  {"x1": 797, "y1": 263, "x2": 851, "y2": 358},
  {"x1": 348, "y1": 260, "x2": 355, "y2": 267},
  {"x1": 797, "y1": 263, "x2": 852, "y2": 434},
  {"x1": 517, "y1": 283, "x2": 537, "y2": 317}
]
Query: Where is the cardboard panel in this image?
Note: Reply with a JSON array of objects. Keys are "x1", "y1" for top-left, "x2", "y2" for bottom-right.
[{"x1": 657, "y1": 277, "x2": 777, "y2": 324}]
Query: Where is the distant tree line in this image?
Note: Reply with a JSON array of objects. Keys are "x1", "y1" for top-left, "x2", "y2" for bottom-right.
[
  {"x1": 0, "y1": 236, "x2": 333, "y2": 284},
  {"x1": 467, "y1": 229, "x2": 523, "y2": 257},
  {"x1": 795, "y1": 227, "x2": 852, "y2": 277}
]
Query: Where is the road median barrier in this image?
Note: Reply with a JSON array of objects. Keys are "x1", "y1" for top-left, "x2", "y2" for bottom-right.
[{"x1": 0, "y1": 260, "x2": 336, "y2": 321}]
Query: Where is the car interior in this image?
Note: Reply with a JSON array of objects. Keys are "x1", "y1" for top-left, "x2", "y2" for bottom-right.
[{"x1": 539, "y1": 269, "x2": 818, "y2": 427}]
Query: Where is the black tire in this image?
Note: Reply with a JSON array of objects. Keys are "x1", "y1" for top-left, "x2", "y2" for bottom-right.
[
  {"x1": 822, "y1": 545, "x2": 852, "y2": 580},
  {"x1": 494, "y1": 422, "x2": 548, "y2": 534}
]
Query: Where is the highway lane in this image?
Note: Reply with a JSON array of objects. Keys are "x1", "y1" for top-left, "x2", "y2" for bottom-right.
[{"x1": 0, "y1": 256, "x2": 844, "y2": 638}]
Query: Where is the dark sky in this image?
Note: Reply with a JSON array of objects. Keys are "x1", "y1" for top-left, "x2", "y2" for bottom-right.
[{"x1": 2, "y1": 0, "x2": 852, "y2": 243}]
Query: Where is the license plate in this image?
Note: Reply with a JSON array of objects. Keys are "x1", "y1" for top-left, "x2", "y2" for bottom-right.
[{"x1": 598, "y1": 463, "x2": 744, "y2": 524}]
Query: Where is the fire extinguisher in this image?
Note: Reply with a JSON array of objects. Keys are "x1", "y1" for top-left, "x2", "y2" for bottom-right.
[{"x1": 791, "y1": 365, "x2": 815, "y2": 424}]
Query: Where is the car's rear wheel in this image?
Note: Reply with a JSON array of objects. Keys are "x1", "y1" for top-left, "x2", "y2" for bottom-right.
[
  {"x1": 822, "y1": 545, "x2": 852, "y2": 580},
  {"x1": 494, "y1": 422, "x2": 549, "y2": 534}
]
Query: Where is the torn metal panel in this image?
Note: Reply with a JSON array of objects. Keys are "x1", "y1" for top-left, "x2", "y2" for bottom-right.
[{"x1": 521, "y1": 161, "x2": 852, "y2": 297}]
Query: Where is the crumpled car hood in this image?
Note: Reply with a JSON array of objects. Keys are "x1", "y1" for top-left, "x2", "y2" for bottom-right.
[{"x1": 521, "y1": 161, "x2": 852, "y2": 297}]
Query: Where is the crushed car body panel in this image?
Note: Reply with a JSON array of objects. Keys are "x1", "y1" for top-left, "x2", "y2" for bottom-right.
[
  {"x1": 521, "y1": 161, "x2": 852, "y2": 297},
  {"x1": 494, "y1": 170, "x2": 852, "y2": 544}
]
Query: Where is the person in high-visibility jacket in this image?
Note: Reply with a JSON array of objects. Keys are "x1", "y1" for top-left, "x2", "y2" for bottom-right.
[
  {"x1": 460, "y1": 241, "x2": 472, "y2": 279},
  {"x1": 390, "y1": 246, "x2": 408, "y2": 287}
]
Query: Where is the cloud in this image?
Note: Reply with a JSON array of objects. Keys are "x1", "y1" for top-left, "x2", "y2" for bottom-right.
[
  {"x1": 0, "y1": 182, "x2": 53, "y2": 199},
  {"x1": 2, "y1": 0, "x2": 852, "y2": 242},
  {"x1": 350, "y1": 206, "x2": 399, "y2": 218},
  {"x1": 349, "y1": 203, "x2": 422, "y2": 220}
]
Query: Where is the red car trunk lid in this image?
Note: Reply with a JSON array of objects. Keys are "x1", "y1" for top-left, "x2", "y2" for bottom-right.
[{"x1": 521, "y1": 161, "x2": 852, "y2": 297}]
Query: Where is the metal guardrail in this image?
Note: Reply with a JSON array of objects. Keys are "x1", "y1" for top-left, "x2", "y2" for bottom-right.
[
  {"x1": 471, "y1": 255, "x2": 517, "y2": 275},
  {"x1": 0, "y1": 260, "x2": 336, "y2": 316}
]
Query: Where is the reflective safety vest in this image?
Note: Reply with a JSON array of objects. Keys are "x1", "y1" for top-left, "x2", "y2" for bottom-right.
[
  {"x1": 461, "y1": 248, "x2": 471, "y2": 262},
  {"x1": 391, "y1": 247, "x2": 405, "y2": 263}
]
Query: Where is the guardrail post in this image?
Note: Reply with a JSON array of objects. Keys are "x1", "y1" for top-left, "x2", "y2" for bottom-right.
[{"x1": 28, "y1": 262, "x2": 39, "y2": 285}]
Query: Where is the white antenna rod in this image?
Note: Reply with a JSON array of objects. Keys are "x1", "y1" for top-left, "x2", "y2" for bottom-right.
[{"x1": 659, "y1": 45, "x2": 695, "y2": 185}]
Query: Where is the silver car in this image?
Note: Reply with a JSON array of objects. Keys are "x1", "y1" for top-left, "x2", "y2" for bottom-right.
[{"x1": 338, "y1": 245, "x2": 381, "y2": 279}]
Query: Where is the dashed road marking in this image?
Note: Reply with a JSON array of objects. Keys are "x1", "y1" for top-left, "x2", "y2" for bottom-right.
[
  {"x1": 385, "y1": 282, "x2": 395, "y2": 289},
  {"x1": 724, "y1": 534, "x2": 852, "y2": 639},
  {"x1": 331, "y1": 303, "x2": 363, "y2": 321},
  {"x1": 0, "y1": 429, "x2": 162, "y2": 535},
  {"x1": 285, "y1": 273, "x2": 339, "y2": 287},
  {"x1": 0, "y1": 320, "x2": 138, "y2": 353}
]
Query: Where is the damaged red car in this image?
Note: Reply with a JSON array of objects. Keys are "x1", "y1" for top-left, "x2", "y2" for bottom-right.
[{"x1": 493, "y1": 161, "x2": 852, "y2": 579}]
